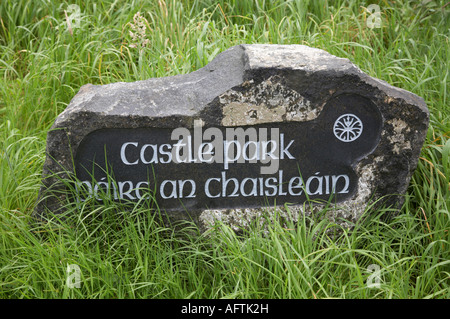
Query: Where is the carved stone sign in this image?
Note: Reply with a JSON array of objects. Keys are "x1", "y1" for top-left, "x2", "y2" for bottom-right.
[{"x1": 35, "y1": 44, "x2": 429, "y2": 231}]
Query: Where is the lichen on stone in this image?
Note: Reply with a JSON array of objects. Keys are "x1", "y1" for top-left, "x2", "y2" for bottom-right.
[
  {"x1": 219, "y1": 76, "x2": 317, "y2": 126},
  {"x1": 386, "y1": 118, "x2": 412, "y2": 154}
]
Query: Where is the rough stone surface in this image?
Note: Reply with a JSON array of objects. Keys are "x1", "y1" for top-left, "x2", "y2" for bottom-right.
[{"x1": 34, "y1": 44, "x2": 429, "y2": 232}]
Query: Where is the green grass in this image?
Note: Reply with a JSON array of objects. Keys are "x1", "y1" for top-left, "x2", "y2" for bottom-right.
[{"x1": 0, "y1": 0, "x2": 449, "y2": 299}]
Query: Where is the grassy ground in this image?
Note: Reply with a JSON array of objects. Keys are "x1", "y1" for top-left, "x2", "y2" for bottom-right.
[{"x1": 0, "y1": 0, "x2": 449, "y2": 299}]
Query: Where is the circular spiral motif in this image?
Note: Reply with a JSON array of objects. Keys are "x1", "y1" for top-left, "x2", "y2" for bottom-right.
[{"x1": 333, "y1": 114, "x2": 363, "y2": 142}]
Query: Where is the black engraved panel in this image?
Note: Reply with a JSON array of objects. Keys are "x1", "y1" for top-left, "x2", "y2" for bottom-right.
[{"x1": 74, "y1": 94, "x2": 382, "y2": 211}]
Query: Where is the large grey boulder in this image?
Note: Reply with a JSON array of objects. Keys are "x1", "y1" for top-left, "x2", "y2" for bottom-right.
[{"x1": 34, "y1": 44, "x2": 429, "y2": 232}]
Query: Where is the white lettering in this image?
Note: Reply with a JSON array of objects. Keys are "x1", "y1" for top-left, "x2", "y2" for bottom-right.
[
  {"x1": 280, "y1": 133, "x2": 295, "y2": 159},
  {"x1": 223, "y1": 140, "x2": 241, "y2": 170},
  {"x1": 198, "y1": 142, "x2": 214, "y2": 163},
  {"x1": 264, "y1": 177, "x2": 277, "y2": 196},
  {"x1": 288, "y1": 176, "x2": 303, "y2": 196},
  {"x1": 171, "y1": 127, "x2": 190, "y2": 164},
  {"x1": 135, "y1": 181, "x2": 149, "y2": 199},
  {"x1": 120, "y1": 142, "x2": 139, "y2": 165},
  {"x1": 159, "y1": 144, "x2": 172, "y2": 163},
  {"x1": 173, "y1": 139, "x2": 187, "y2": 164},
  {"x1": 205, "y1": 177, "x2": 221, "y2": 198},
  {"x1": 240, "y1": 178, "x2": 258, "y2": 197},
  {"x1": 306, "y1": 172, "x2": 323, "y2": 195},
  {"x1": 332, "y1": 174, "x2": 350, "y2": 194},
  {"x1": 160, "y1": 180, "x2": 177, "y2": 199},
  {"x1": 140, "y1": 144, "x2": 158, "y2": 164},
  {"x1": 222, "y1": 171, "x2": 239, "y2": 197},
  {"x1": 243, "y1": 140, "x2": 259, "y2": 162},
  {"x1": 118, "y1": 181, "x2": 135, "y2": 200},
  {"x1": 178, "y1": 179, "x2": 196, "y2": 198}
]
